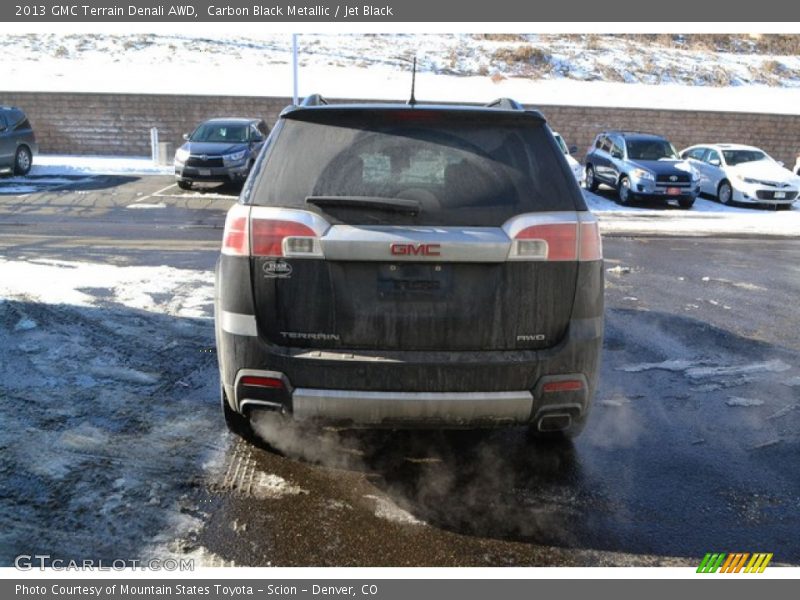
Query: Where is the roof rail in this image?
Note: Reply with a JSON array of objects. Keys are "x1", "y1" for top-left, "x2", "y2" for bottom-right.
[
  {"x1": 301, "y1": 94, "x2": 329, "y2": 107},
  {"x1": 485, "y1": 97, "x2": 524, "y2": 110}
]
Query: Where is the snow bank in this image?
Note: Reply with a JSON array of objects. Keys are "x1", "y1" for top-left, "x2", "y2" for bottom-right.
[{"x1": 32, "y1": 155, "x2": 172, "y2": 176}]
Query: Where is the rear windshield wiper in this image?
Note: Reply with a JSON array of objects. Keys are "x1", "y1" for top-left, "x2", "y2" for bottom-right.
[{"x1": 306, "y1": 195, "x2": 420, "y2": 215}]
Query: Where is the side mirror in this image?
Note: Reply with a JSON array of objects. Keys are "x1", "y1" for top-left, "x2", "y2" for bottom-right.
[
  {"x1": 252, "y1": 135, "x2": 264, "y2": 143},
  {"x1": 569, "y1": 145, "x2": 578, "y2": 155},
  {"x1": 709, "y1": 158, "x2": 721, "y2": 167},
  {"x1": 611, "y1": 151, "x2": 623, "y2": 160},
  {"x1": 182, "y1": 133, "x2": 190, "y2": 141},
  {"x1": 777, "y1": 160, "x2": 785, "y2": 167}
]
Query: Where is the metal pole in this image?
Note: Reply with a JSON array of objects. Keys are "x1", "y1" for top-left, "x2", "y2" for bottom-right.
[
  {"x1": 150, "y1": 127, "x2": 159, "y2": 164},
  {"x1": 292, "y1": 34, "x2": 299, "y2": 105}
]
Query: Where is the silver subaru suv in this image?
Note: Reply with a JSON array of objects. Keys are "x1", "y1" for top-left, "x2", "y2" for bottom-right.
[{"x1": 214, "y1": 96, "x2": 604, "y2": 441}]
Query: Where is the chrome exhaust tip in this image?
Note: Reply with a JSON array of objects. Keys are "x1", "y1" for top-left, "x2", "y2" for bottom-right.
[{"x1": 537, "y1": 412, "x2": 573, "y2": 432}]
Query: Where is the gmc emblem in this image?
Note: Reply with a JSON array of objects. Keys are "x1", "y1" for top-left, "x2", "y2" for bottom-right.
[{"x1": 390, "y1": 243, "x2": 441, "y2": 256}]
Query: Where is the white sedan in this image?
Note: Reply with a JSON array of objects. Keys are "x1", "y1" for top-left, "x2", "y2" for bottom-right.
[
  {"x1": 553, "y1": 131, "x2": 584, "y2": 185},
  {"x1": 680, "y1": 143, "x2": 799, "y2": 209}
]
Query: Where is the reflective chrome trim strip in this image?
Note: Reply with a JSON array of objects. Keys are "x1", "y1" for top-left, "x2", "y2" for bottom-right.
[
  {"x1": 320, "y1": 225, "x2": 511, "y2": 262},
  {"x1": 239, "y1": 399, "x2": 283, "y2": 412},
  {"x1": 292, "y1": 389, "x2": 534, "y2": 425},
  {"x1": 220, "y1": 311, "x2": 257, "y2": 336}
]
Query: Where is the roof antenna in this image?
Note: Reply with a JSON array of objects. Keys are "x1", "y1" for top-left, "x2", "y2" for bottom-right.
[{"x1": 407, "y1": 56, "x2": 417, "y2": 106}]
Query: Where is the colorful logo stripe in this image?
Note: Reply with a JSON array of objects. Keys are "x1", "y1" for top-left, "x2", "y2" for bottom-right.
[{"x1": 697, "y1": 553, "x2": 773, "y2": 573}]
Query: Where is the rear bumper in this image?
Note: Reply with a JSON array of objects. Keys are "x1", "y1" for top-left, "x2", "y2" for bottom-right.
[
  {"x1": 216, "y1": 314, "x2": 601, "y2": 428},
  {"x1": 175, "y1": 162, "x2": 249, "y2": 183}
]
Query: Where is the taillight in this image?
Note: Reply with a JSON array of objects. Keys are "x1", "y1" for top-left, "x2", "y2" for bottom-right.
[
  {"x1": 513, "y1": 223, "x2": 578, "y2": 261},
  {"x1": 578, "y1": 219, "x2": 603, "y2": 261},
  {"x1": 221, "y1": 204, "x2": 250, "y2": 256},
  {"x1": 221, "y1": 206, "x2": 329, "y2": 258},
  {"x1": 251, "y1": 219, "x2": 320, "y2": 257},
  {"x1": 505, "y1": 214, "x2": 602, "y2": 262}
]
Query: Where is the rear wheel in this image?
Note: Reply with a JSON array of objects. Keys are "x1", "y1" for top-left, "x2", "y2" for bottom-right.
[
  {"x1": 177, "y1": 180, "x2": 193, "y2": 190},
  {"x1": 221, "y1": 384, "x2": 254, "y2": 439},
  {"x1": 585, "y1": 165, "x2": 599, "y2": 192},
  {"x1": 14, "y1": 146, "x2": 32, "y2": 175},
  {"x1": 717, "y1": 180, "x2": 733, "y2": 205},
  {"x1": 617, "y1": 175, "x2": 633, "y2": 205}
]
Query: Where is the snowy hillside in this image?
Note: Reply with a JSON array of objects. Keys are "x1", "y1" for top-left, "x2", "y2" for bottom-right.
[{"x1": 3, "y1": 33, "x2": 800, "y2": 114}]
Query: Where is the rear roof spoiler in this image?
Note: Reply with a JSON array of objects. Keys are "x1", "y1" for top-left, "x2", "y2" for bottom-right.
[{"x1": 485, "y1": 97, "x2": 524, "y2": 110}]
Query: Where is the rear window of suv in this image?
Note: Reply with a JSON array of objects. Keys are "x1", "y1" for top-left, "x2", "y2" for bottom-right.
[{"x1": 249, "y1": 108, "x2": 585, "y2": 226}]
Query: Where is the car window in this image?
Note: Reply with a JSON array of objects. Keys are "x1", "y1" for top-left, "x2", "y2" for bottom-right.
[
  {"x1": 0, "y1": 114, "x2": 6, "y2": 131},
  {"x1": 553, "y1": 133, "x2": 569, "y2": 155},
  {"x1": 722, "y1": 149, "x2": 768, "y2": 166},
  {"x1": 611, "y1": 137, "x2": 624, "y2": 158},
  {"x1": 684, "y1": 147, "x2": 707, "y2": 161},
  {"x1": 251, "y1": 110, "x2": 584, "y2": 226},
  {"x1": 626, "y1": 139, "x2": 679, "y2": 161},
  {"x1": 191, "y1": 123, "x2": 249, "y2": 143},
  {"x1": 706, "y1": 149, "x2": 721, "y2": 165}
]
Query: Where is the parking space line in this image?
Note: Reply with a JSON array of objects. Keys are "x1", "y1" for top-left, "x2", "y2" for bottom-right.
[
  {"x1": 133, "y1": 183, "x2": 178, "y2": 204},
  {"x1": 154, "y1": 192, "x2": 235, "y2": 200}
]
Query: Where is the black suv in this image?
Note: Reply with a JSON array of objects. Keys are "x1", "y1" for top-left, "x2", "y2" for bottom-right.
[
  {"x1": 585, "y1": 131, "x2": 699, "y2": 208},
  {"x1": 0, "y1": 106, "x2": 37, "y2": 176},
  {"x1": 214, "y1": 96, "x2": 604, "y2": 440},
  {"x1": 174, "y1": 118, "x2": 269, "y2": 189}
]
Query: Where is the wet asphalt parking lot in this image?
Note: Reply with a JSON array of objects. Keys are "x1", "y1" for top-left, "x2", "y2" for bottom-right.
[{"x1": 0, "y1": 174, "x2": 798, "y2": 567}]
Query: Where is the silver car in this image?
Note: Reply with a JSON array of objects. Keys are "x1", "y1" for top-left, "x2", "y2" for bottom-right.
[
  {"x1": 0, "y1": 106, "x2": 37, "y2": 176},
  {"x1": 680, "y1": 143, "x2": 799, "y2": 209}
]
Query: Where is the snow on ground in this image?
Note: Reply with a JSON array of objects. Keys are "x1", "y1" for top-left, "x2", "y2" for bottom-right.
[
  {"x1": 0, "y1": 256, "x2": 221, "y2": 563},
  {"x1": 4, "y1": 33, "x2": 800, "y2": 114},
  {"x1": 0, "y1": 257, "x2": 213, "y2": 318},
  {"x1": 32, "y1": 155, "x2": 172, "y2": 176},
  {"x1": 584, "y1": 188, "x2": 800, "y2": 237}
]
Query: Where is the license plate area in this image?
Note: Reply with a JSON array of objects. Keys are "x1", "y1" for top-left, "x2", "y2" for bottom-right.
[
  {"x1": 774, "y1": 191, "x2": 786, "y2": 199},
  {"x1": 377, "y1": 263, "x2": 451, "y2": 300},
  {"x1": 667, "y1": 187, "x2": 682, "y2": 195},
  {"x1": 198, "y1": 168, "x2": 212, "y2": 176}
]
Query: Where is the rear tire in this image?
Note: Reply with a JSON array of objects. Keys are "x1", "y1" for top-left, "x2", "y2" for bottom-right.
[
  {"x1": 221, "y1": 384, "x2": 254, "y2": 439},
  {"x1": 177, "y1": 180, "x2": 193, "y2": 190},
  {"x1": 585, "y1": 165, "x2": 599, "y2": 192},
  {"x1": 14, "y1": 146, "x2": 32, "y2": 176}
]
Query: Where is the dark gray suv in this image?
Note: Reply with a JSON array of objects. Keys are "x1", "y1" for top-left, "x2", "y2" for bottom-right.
[
  {"x1": 214, "y1": 96, "x2": 604, "y2": 441},
  {"x1": 0, "y1": 106, "x2": 37, "y2": 176},
  {"x1": 174, "y1": 118, "x2": 269, "y2": 190},
  {"x1": 585, "y1": 131, "x2": 699, "y2": 209}
]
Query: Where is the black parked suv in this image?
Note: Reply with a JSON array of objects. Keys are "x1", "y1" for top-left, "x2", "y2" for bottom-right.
[
  {"x1": 174, "y1": 118, "x2": 269, "y2": 189},
  {"x1": 0, "y1": 106, "x2": 37, "y2": 176},
  {"x1": 215, "y1": 96, "x2": 604, "y2": 440},
  {"x1": 585, "y1": 131, "x2": 699, "y2": 208}
]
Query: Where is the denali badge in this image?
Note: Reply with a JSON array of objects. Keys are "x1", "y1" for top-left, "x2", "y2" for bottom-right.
[
  {"x1": 390, "y1": 243, "x2": 441, "y2": 256},
  {"x1": 263, "y1": 260, "x2": 293, "y2": 278}
]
